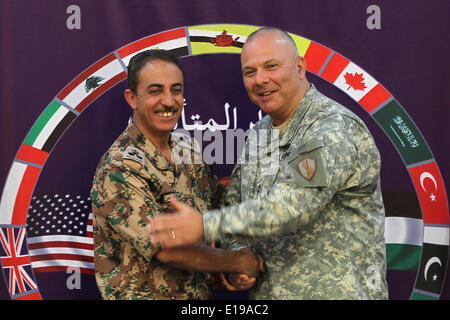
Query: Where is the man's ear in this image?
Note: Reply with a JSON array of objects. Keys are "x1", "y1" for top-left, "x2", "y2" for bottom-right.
[
  {"x1": 124, "y1": 89, "x2": 137, "y2": 111},
  {"x1": 296, "y1": 56, "x2": 307, "y2": 80}
]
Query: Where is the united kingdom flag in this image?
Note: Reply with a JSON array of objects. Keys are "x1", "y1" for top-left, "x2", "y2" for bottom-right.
[{"x1": 0, "y1": 227, "x2": 41, "y2": 299}]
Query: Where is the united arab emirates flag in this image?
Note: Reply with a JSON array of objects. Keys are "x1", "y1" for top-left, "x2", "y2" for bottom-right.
[{"x1": 0, "y1": 100, "x2": 77, "y2": 225}]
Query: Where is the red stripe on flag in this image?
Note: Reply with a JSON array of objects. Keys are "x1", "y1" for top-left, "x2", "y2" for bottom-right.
[
  {"x1": 117, "y1": 28, "x2": 186, "y2": 58},
  {"x1": 57, "y1": 53, "x2": 117, "y2": 100},
  {"x1": 16, "y1": 144, "x2": 49, "y2": 166},
  {"x1": 30, "y1": 253, "x2": 94, "y2": 263},
  {"x1": 0, "y1": 255, "x2": 30, "y2": 268},
  {"x1": 28, "y1": 241, "x2": 94, "y2": 250},
  {"x1": 358, "y1": 83, "x2": 392, "y2": 112},
  {"x1": 305, "y1": 42, "x2": 332, "y2": 74},
  {"x1": 12, "y1": 166, "x2": 41, "y2": 225},
  {"x1": 75, "y1": 72, "x2": 127, "y2": 113},
  {"x1": 320, "y1": 53, "x2": 350, "y2": 83},
  {"x1": 13, "y1": 291, "x2": 42, "y2": 300},
  {"x1": 32, "y1": 266, "x2": 94, "y2": 275},
  {"x1": 409, "y1": 161, "x2": 449, "y2": 224}
]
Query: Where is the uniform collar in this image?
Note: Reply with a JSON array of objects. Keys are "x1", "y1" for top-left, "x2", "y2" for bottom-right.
[{"x1": 274, "y1": 83, "x2": 318, "y2": 147}]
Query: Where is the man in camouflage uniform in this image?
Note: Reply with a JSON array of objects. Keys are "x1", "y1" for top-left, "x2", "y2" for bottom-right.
[
  {"x1": 148, "y1": 28, "x2": 388, "y2": 299},
  {"x1": 91, "y1": 50, "x2": 262, "y2": 300}
]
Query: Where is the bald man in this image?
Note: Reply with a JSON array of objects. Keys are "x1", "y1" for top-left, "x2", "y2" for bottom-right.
[{"x1": 148, "y1": 27, "x2": 388, "y2": 300}]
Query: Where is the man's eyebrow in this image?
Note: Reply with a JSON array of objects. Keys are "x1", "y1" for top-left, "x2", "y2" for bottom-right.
[
  {"x1": 145, "y1": 83, "x2": 183, "y2": 90},
  {"x1": 242, "y1": 59, "x2": 280, "y2": 72},
  {"x1": 146, "y1": 83, "x2": 163, "y2": 90}
]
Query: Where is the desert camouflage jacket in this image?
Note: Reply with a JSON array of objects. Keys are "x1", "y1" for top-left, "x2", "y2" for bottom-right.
[
  {"x1": 91, "y1": 121, "x2": 223, "y2": 300},
  {"x1": 203, "y1": 84, "x2": 388, "y2": 299}
]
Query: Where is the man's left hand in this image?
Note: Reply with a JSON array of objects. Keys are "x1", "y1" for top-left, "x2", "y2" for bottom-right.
[{"x1": 147, "y1": 197, "x2": 204, "y2": 247}]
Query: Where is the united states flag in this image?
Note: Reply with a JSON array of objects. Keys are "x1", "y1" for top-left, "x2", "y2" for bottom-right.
[{"x1": 26, "y1": 194, "x2": 94, "y2": 275}]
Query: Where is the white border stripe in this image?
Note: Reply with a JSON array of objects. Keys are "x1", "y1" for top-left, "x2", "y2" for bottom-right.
[
  {"x1": 424, "y1": 226, "x2": 449, "y2": 246},
  {"x1": 30, "y1": 260, "x2": 94, "y2": 269},
  {"x1": 29, "y1": 248, "x2": 93, "y2": 256},
  {"x1": 384, "y1": 217, "x2": 423, "y2": 246},
  {"x1": 0, "y1": 162, "x2": 28, "y2": 224},
  {"x1": 27, "y1": 235, "x2": 93, "y2": 244}
]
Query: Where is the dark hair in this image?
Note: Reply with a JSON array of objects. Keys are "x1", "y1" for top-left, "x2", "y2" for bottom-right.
[
  {"x1": 245, "y1": 27, "x2": 299, "y2": 55},
  {"x1": 127, "y1": 49, "x2": 185, "y2": 94}
]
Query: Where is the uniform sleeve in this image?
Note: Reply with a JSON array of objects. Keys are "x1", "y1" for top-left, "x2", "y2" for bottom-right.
[
  {"x1": 91, "y1": 161, "x2": 162, "y2": 262},
  {"x1": 225, "y1": 162, "x2": 242, "y2": 207},
  {"x1": 203, "y1": 114, "x2": 380, "y2": 243}
]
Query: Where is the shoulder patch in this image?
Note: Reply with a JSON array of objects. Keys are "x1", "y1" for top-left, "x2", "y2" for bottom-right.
[{"x1": 123, "y1": 146, "x2": 145, "y2": 165}]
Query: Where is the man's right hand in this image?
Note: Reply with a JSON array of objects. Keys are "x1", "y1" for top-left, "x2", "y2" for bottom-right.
[
  {"x1": 236, "y1": 247, "x2": 266, "y2": 278},
  {"x1": 223, "y1": 247, "x2": 265, "y2": 291}
]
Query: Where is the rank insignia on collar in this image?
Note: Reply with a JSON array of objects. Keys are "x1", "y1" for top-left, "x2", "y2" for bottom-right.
[
  {"x1": 298, "y1": 157, "x2": 317, "y2": 181},
  {"x1": 123, "y1": 146, "x2": 145, "y2": 165}
]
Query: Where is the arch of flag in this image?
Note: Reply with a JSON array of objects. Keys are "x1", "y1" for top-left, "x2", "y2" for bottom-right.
[{"x1": 0, "y1": 24, "x2": 448, "y2": 300}]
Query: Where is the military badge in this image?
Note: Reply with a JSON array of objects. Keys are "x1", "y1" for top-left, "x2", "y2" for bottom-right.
[
  {"x1": 297, "y1": 157, "x2": 317, "y2": 181},
  {"x1": 123, "y1": 146, "x2": 145, "y2": 165}
]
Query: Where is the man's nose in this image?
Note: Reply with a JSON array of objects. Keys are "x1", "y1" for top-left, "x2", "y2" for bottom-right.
[
  {"x1": 255, "y1": 69, "x2": 269, "y2": 86},
  {"x1": 161, "y1": 92, "x2": 175, "y2": 106}
]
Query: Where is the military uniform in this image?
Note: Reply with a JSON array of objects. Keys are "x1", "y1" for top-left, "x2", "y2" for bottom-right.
[
  {"x1": 204, "y1": 84, "x2": 388, "y2": 299},
  {"x1": 91, "y1": 121, "x2": 223, "y2": 300}
]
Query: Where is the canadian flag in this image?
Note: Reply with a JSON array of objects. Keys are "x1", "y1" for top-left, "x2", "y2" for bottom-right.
[{"x1": 320, "y1": 53, "x2": 391, "y2": 113}]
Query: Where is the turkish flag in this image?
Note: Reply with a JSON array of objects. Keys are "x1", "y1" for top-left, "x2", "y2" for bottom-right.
[{"x1": 409, "y1": 161, "x2": 449, "y2": 224}]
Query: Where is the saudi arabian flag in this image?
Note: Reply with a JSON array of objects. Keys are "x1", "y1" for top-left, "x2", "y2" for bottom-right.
[{"x1": 372, "y1": 100, "x2": 433, "y2": 165}]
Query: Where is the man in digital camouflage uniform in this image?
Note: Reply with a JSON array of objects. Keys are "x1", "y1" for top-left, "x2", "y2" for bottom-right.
[
  {"x1": 90, "y1": 50, "x2": 262, "y2": 300},
  {"x1": 148, "y1": 28, "x2": 388, "y2": 300}
]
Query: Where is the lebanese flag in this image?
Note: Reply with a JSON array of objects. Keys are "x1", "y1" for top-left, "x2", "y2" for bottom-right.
[
  {"x1": 409, "y1": 161, "x2": 449, "y2": 225},
  {"x1": 57, "y1": 53, "x2": 126, "y2": 113},
  {"x1": 321, "y1": 53, "x2": 391, "y2": 112}
]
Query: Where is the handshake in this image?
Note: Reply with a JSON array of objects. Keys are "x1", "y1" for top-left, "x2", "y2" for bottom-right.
[{"x1": 220, "y1": 246, "x2": 266, "y2": 291}]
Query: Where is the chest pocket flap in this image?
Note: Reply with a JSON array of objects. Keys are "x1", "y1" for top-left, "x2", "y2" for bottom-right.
[{"x1": 287, "y1": 137, "x2": 328, "y2": 188}]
